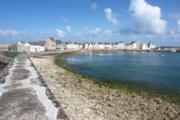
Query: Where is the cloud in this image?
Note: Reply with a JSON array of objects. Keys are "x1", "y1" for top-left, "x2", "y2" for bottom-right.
[
  {"x1": 90, "y1": 3, "x2": 98, "y2": 10},
  {"x1": 104, "y1": 30, "x2": 113, "y2": 36},
  {"x1": 129, "y1": 0, "x2": 166, "y2": 34},
  {"x1": 170, "y1": 13, "x2": 180, "y2": 20},
  {"x1": 177, "y1": 18, "x2": 180, "y2": 30},
  {"x1": 60, "y1": 16, "x2": 68, "y2": 23},
  {"x1": 104, "y1": 8, "x2": 119, "y2": 26},
  {"x1": 66, "y1": 26, "x2": 72, "y2": 33},
  {"x1": 75, "y1": 27, "x2": 119, "y2": 42},
  {"x1": 84, "y1": 27, "x2": 102, "y2": 36},
  {"x1": 159, "y1": 30, "x2": 180, "y2": 40},
  {"x1": 0, "y1": 28, "x2": 21, "y2": 37},
  {"x1": 56, "y1": 29, "x2": 66, "y2": 37},
  {"x1": 93, "y1": 28, "x2": 102, "y2": 35}
]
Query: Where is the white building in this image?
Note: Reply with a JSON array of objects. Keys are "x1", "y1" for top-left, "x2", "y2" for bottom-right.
[
  {"x1": 66, "y1": 42, "x2": 83, "y2": 50},
  {"x1": 104, "y1": 43, "x2": 113, "y2": 50},
  {"x1": 45, "y1": 37, "x2": 57, "y2": 51},
  {"x1": 140, "y1": 44, "x2": 148, "y2": 50},
  {"x1": 117, "y1": 42, "x2": 125, "y2": 49},
  {"x1": 17, "y1": 41, "x2": 45, "y2": 53},
  {"x1": 98, "y1": 43, "x2": 105, "y2": 49},
  {"x1": 56, "y1": 41, "x2": 156, "y2": 51},
  {"x1": 125, "y1": 43, "x2": 132, "y2": 50},
  {"x1": 148, "y1": 43, "x2": 156, "y2": 49}
]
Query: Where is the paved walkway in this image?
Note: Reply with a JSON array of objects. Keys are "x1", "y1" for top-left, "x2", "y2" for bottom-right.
[{"x1": 0, "y1": 54, "x2": 66, "y2": 120}]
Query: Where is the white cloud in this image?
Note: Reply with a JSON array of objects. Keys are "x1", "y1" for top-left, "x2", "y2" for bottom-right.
[
  {"x1": 0, "y1": 28, "x2": 21, "y2": 37},
  {"x1": 104, "y1": 30, "x2": 113, "y2": 36},
  {"x1": 56, "y1": 29, "x2": 66, "y2": 37},
  {"x1": 177, "y1": 19, "x2": 180, "y2": 30},
  {"x1": 129, "y1": 0, "x2": 166, "y2": 34},
  {"x1": 60, "y1": 16, "x2": 68, "y2": 23},
  {"x1": 104, "y1": 8, "x2": 119, "y2": 26},
  {"x1": 170, "y1": 13, "x2": 180, "y2": 20},
  {"x1": 66, "y1": 26, "x2": 72, "y2": 33},
  {"x1": 159, "y1": 30, "x2": 180, "y2": 40},
  {"x1": 84, "y1": 27, "x2": 102, "y2": 36},
  {"x1": 90, "y1": 3, "x2": 98, "y2": 10},
  {"x1": 94, "y1": 28, "x2": 102, "y2": 35}
]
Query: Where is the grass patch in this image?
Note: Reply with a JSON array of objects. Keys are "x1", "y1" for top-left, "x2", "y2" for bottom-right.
[{"x1": 54, "y1": 51, "x2": 180, "y2": 104}]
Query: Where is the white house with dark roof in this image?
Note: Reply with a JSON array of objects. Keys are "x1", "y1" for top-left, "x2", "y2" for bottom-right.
[
  {"x1": 17, "y1": 41, "x2": 45, "y2": 53},
  {"x1": 140, "y1": 44, "x2": 148, "y2": 50}
]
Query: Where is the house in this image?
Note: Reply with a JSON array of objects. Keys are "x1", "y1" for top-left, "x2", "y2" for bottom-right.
[
  {"x1": 17, "y1": 41, "x2": 45, "y2": 53},
  {"x1": 84, "y1": 43, "x2": 93, "y2": 50},
  {"x1": 45, "y1": 37, "x2": 57, "y2": 51},
  {"x1": 131, "y1": 41, "x2": 141, "y2": 49},
  {"x1": 98, "y1": 43, "x2": 105, "y2": 50},
  {"x1": 125, "y1": 43, "x2": 132, "y2": 50},
  {"x1": 160, "y1": 46, "x2": 180, "y2": 52},
  {"x1": 104, "y1": 43, "x2": 113, "y2": 50},
  {"x1": 140, "y1": 44, "x2": 148, "y2": 50},
  {"x1": 66, "y1": 42, "x2": 82, "y2": 50},
  {"x1": 8, "y1": 44, "x2": 18, "y2": 53},
  {"x1": 117, "y1": 42, "x2": 125, "y2": 49},
  {"x1": 56, "y1": 43, "x2": 67, "y2": 51},
  {"x1": 148, "y1": 43, "x2": 156, "y2": 49}
]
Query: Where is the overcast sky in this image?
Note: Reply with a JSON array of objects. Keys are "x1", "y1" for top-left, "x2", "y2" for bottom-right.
[{"x1": 0, "y1": 0, "x2": 180, "y2": 46}]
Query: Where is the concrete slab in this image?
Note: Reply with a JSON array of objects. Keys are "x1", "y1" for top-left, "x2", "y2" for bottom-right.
[{"x1": 0, "y1": 53, "x2": 67, "y2": 120}]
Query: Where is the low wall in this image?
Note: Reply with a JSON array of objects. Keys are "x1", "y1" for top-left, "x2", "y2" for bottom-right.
[
  {"x1": 0, "y1": 52, "x2": 16, "y2": 83},
  {"x1": 0, "y1": 55, "x2": 13, "y2": 64},
  {"x1": 0, "y1": 60, "x2": 14, "y2": 83}
]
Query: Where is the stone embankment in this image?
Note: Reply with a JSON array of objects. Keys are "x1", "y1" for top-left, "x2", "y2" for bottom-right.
[
  {"x1": 0, "y1": 53, "x2": 14, "y2": 83},
  {"x1": 31, "y1": 55, "x2": 180, "y2": 120},
  {"x1": 0, "y1": 53, "x2": 68, "y2": 120}
]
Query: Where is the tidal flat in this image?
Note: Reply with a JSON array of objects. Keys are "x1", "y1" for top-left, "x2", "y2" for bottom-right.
[
  {"x1": 31, "y1": 52, "x2": 180, "y2": 120},
  {"x1": 57, "y1": 51, "x2": 180, "y2": 103}
]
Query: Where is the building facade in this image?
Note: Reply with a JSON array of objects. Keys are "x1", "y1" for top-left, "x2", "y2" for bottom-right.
[
  {"x1": 45, "y1": 37, "x2": 57, "y2": 51},
  {"x1": 17, "y1": 41, "x2": 45, "y2": 53}
]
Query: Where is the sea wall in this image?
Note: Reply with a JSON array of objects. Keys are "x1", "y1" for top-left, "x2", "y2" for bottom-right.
[
  {"x1": 28, "y1": 54, "x2": 69, "y2": 119},
  {"x1": 0, "y1": 55, "x2": 13, "y2": 64},
  {"x1": 0, "y1": 52, "x2": 15, "y2": 83}
]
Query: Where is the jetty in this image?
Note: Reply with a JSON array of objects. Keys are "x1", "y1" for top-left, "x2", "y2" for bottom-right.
[{"x1": 0, "y1": 53, "x2": 68, "y2": 120}]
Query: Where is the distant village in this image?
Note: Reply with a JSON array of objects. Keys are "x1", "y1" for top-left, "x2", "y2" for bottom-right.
[{"x1": 0, "y1": 37, "x2": 179, "y2": 53}]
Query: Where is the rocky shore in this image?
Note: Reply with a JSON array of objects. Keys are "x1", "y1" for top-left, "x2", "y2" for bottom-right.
[{"x1": 31, "y1": 55, "x2": 180, "y2": 120}]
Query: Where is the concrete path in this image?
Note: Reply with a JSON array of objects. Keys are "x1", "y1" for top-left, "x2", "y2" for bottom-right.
[{"x1": 0, "y1": 54, "x2": 67, "y2": 120}]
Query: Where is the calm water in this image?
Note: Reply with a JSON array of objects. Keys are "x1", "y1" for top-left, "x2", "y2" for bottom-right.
[{"x1": 61, "y1": 51, "x2": 180, "y2": 92}]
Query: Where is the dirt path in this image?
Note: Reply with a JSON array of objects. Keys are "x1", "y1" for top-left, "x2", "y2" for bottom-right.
[{"x1": 0, "y1": 54, "x2": 67, "y2": 120}]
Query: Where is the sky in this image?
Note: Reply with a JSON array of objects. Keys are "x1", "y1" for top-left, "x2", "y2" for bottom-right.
[{"x1": 0, "y1": 0, "x2": 180, "y2": 46}]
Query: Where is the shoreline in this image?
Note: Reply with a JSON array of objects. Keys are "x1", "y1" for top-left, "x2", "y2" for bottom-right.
[
  {"x1": 31, "y1": 52, "x2": 180, "y2": 120},
  {"x1": 55, "y1": 51, "x2": 180, "y2": 104}
]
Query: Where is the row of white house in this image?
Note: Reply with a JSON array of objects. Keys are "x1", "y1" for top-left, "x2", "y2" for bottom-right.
[
  {"x1": 17, "y1": 38, "x2": 156, "y2": 53},
  {"x1": 61, "y1": 41, "x2": 156, "y2": 51}
]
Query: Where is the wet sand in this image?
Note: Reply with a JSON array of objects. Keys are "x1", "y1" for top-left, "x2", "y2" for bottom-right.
[{"x1": 31, "y1": 55, "x2": 180, "y2": 120}]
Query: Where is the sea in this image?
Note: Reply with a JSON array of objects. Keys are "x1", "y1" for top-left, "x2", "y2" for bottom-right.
[{"x1": 61, "y1": 51, "x2": 180, "y2": 92}]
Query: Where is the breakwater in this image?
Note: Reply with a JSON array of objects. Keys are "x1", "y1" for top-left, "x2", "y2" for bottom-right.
[{"x1": 0, "y1": 52, "x2": 15, "y2": 83}]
